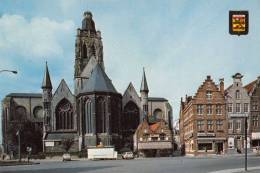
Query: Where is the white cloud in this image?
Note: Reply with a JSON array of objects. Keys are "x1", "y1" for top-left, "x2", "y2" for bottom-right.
[{"x1": 0, "y1": 14, "x2": 75, "y2": 61}]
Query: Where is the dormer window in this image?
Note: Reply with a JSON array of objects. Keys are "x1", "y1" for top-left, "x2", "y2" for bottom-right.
[{"x1": 206, "y1": 91, "x2": 212, "y2": 100}]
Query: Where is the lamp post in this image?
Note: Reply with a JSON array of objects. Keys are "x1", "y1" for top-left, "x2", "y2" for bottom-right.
[
  {"x1": 245, "y1": 116, "x2": 248, "y2": 171},
  {"x1": 0, "y1": 70, "x2": 18, "y2": 74}
]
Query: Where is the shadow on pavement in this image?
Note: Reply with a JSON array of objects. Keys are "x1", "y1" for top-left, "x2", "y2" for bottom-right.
[{"x1": 1, "y1": 165, "x2": 117, "y2": 173}]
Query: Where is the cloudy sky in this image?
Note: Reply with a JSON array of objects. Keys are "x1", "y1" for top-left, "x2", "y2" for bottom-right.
[{"x1": 0, "y1": 1, "x2": 260, "y2": 141}]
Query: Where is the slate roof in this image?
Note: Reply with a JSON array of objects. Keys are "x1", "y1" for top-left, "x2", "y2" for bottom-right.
[
  {"x1": 42, "y1": 62, "x2": 52, "y2": 89},
  {"x1": 148, "y1": 97, "x2": 168, "y2": 101},
  {"x1": 45, "y1": 132, "x2": 78, "y2": 141},
  {"x1": 81, "y1": 64, "x2": 117, "y2": 93},
  {"x1": 140, "y1": 68, "x2": 149, "y2": 92},
  {"x1": 6, "y1": 93, "x2": 42, "y2": 98}
]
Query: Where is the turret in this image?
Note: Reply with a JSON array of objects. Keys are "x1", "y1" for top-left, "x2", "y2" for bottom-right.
[
  {"x1": 140, "y1": 68, "x2": 149, "y2": 121},
  {"x1": 41, "y1": 62, "x2": 52, "y2": 135}
]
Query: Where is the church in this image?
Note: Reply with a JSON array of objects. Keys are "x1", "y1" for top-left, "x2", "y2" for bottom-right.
[{"x1": 2, "y1": 11, "x2": 173, "y2": 155}]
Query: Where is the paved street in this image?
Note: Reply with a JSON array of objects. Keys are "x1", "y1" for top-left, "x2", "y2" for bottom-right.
[{"x1": 1, "y1": 155, "x2": 260, "y2": 173}]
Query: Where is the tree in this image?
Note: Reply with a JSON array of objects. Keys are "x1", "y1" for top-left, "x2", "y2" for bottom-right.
[{"x1": 6, "y1": 120, "x2": 43, "y2": 155}]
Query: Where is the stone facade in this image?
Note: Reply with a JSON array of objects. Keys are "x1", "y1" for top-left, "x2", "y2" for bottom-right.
[
  {"x1": 1, "y1": 93, "x2": 43, "y2": 154},
  {"x1": 225, "y1": 73, "x2": 250, "y2": 153},
  {"x1": 180, "y1": 76, "x2": 227, "y2": 156}
]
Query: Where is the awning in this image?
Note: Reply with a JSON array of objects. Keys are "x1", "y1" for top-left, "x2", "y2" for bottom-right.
[{"x1": 252, "y1": 132, "x2": 260, "y2": 140}]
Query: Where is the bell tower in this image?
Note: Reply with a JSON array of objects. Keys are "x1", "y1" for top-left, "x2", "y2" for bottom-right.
[
  {"x1": 74, "y1": 11, "x2": 104, "y2": 94},
  {"x1": 74, "y1": 11, "x2": 104, "y2": 77}
]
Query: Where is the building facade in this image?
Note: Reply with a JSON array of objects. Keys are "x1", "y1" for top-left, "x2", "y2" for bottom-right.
[
  {"x1": 1, "y1": 93, "x2": 43, "y2": 154},
  {"x1": 179, "y1": 76, "x2": 227, "y2": 155},
  {"x1": 245, "y1": 77, "x2": 260, "y2": 152},
  {"x1": 133, "y1": 70, "x2": 173, "y2": 156},
  {"x1": 225, "y1": 73, "x2": 250, "y2": 153}
]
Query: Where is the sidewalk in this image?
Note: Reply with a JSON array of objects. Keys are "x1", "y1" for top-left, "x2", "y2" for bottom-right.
[{"x1": 210, "y1": 166, "x2": 260, "y2": 173}]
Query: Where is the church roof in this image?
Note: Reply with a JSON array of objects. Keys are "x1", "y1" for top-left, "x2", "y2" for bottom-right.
[
  {"x1": 45, "y1": 132, "x2": 78, "y2": 140},
  {"x1": 140, "y1": 68, "x2": 149, "y2": 92},
  {"x1": 148, "y1": 97, "x2": 168, "y2": 101},
  {"x1": 41, "y1": 62, "x2": 52, "y2": 89},
  {"x1": 6, "y1": 93, "x2": 42, "y2": 98},
  {"x1": 82, "y1": 64, "x2": 117, "y2": 93}
]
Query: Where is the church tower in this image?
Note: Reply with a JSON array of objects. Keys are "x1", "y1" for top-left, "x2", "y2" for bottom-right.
[
  {"x1": 41, "y1": 62, "x2": 52, "y2": 137},
  {"x1": 74, "y1": 11, "x2": 104, "y2": 94},
  {"x1": 140, "y1": 68, "x2": 149, "y2": 121}
]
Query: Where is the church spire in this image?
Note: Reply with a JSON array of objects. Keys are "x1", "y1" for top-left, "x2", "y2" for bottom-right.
[
  {"x1": 140, "y1": 67, "x2": 149, "y2": 92},
  {"x1": 42, "y1": 62, "x2": 52, "y2": 89}
]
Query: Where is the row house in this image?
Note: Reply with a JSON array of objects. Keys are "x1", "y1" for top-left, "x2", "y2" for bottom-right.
[
  {"x1": 179, "y1": 76, "x2": 227, "y2": 156},
  {"x1": 244, "y1": 76, "x2": 260, "y2": 152},
  {"x1": 225, "y1": 73, "x2": 250, "y2": 153}
]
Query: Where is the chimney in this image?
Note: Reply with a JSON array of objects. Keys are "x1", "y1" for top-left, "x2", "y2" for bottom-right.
[{"x1": 219, "y1": 78, "x2": 224, "y2": 95}]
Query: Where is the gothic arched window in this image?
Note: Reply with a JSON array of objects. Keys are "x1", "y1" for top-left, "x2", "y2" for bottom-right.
[
  {"x1": 123, "y1": 101, "x2": 139, "y2": 132},
  {"x1": 55, "y1": 99, "x2": 73, "y2": 130},
  {"x1": 82, "y1": 44, "x2": 87, "y2": 58},
  {"x1": 96, "y1": 97, "x2": 106, "y2": 133},
  {"x1": 85, "y1": 99, "x2": 92, "y2": 133},
  {"x1": 14, "y1": 106, "x2": 27, "y2": 121},
  {"x1": 91, "y1": 45, "x2": 96, "y2": 57}
]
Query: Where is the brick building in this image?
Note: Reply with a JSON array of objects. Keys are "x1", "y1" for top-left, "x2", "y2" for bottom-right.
[
  {"x1": 245, "y1": 77, "x2": 260, "y2": 152},
  {"x1": 179, "y1": 76, "x2": 227, "y2": 155}
]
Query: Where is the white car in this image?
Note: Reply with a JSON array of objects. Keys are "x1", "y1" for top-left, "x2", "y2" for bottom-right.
[
  {"x1": 122, "y1": 152, "x2": 134, "y2": 159},
  {"x1": 62, "y1": 153, "x2": 71, "y2": 161}
]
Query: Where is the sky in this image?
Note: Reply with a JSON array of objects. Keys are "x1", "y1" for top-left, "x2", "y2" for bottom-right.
[{"x1": 0, "y1": 0, "x2": 260, "y2": 143}]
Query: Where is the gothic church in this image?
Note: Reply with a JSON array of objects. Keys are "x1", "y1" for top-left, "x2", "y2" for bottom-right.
[{"x1": 2, "y1": 12, "x2": 172, "y2": 154}]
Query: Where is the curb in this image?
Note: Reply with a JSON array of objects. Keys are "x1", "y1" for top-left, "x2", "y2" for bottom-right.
[{"x1": 209, "y1": 166, "x2": 260, "y2": 173}]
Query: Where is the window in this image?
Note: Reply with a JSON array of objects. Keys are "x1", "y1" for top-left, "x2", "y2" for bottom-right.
[
  {"x1": 198, "y1": 143, "x2": 212, "y2": 150},
  {"x1": 33, "y1": 106, "x2": 43, "y2": 119},
  {"x1": 197, "y1": 120, "x2": 204, "y2": 131},
  {"x1": 96, "y1": 97, "x2": 106, "y2": 133},
  {"x1": 197, "y1": 105, "x2": 203, "y2": 115},
  {"x1": 85, "y1": 99, "x2": 92, "y2": 133},
  {"x1": 159, "y1": 134, "x2": 166, "y2": 141},
  {"x1": 228, "y1": 121, "x2": 233, "y2": 130},
  {"x1": 236, "y1": 103, "x2": 241, "y2": 113},
  {"x1": 252, "y1": 116, "x2": 258, "y2": 127},
  {"x1": 216, "y1": 120, "x2": 223, "y2": 130},
  {"x1": 244, "y1": 103, "x2": 249, "y2": 113},
  {"x1": 206, "y1": 91, "x2": 212, "y2": 100},
  {"x1": 14, "y1": 106, "x2": 27, "y2": 121},
  {"x1": 236, "y1": 121, "x2": 241, "y2": 131},
  {"x1": 153, "y1": 109, "x2": 163, "y2": 120},
  {"x1": 227, "y1": 103, "x2": 233, "y2": 113},
  {"x1": 207, "y1": 105, "x2": 212, "y2": 115},
  {"x1": 235, "y1": 90, "x2": 240, "y2": 99},
  {"x1": 207, "y1": 120, "x2": 213, "y2": 131},
  {"x1": 216, "y1": 105, "x2": 222, "y2": 115},
  {"x1": 55, "y1": 99, "x2": 73, "y2": 130},
  {"x1": 252, "y1": 101, "x2": 258, "y2": 111}
]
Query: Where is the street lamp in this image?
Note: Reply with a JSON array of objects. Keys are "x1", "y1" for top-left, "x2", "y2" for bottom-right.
[{"x1": 0, "y1": 69, "x2": 18, "y2": 74}]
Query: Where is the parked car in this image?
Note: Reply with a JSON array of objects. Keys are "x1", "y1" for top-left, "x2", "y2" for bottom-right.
[
  {"x1": 122, "y1": 152, "x2": 134, "y2": 159},
  {"x1": 62, "y1": 153, "x2": 71, "y2": 161}
]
